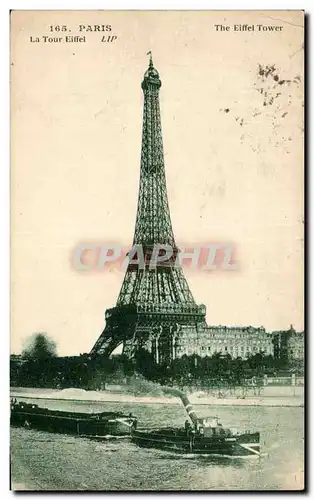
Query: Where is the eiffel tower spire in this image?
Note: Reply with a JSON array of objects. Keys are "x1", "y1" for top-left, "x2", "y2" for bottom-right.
[
  {"x1": 147, "y1": 50, "x2": 154, "y2": 68},
  {"x1": 133, "y1": 52, "x2": 175, "y2": 246},
  {"x1": 91, "y1": 57, "x2": 207, "y2": 362}
]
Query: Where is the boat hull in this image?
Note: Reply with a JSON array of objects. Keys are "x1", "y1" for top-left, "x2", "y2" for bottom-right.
[
  {"x1": 131, "y1": 429, "x2": 260, "y2": 457},
  {"x1": 11, "y1": 403, "x2": 136, "y2": 437}
]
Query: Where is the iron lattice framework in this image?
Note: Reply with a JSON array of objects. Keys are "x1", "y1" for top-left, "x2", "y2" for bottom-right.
[{"x1": 91, "y1": 55, "x2": 207, "y2": 363}]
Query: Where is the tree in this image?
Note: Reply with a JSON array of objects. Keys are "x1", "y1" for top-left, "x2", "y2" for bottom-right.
[
  {"x1": 16, "y1": 333, "x2": 58, "y2": 387},
  {"x1": 247, "y1": 353, "x2": 264, "y2": 374},
  {"x1": 22, "y1": 333, "x2": 57, "y2": 361},
  {"x1": 134, "y1": 348, "x2": 157, "y2": 379}
]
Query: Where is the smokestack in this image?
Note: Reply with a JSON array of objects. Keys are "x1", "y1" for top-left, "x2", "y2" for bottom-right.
[
  {"x1": 179, "y1": 392, "x2": 199, "y2": 425},
  {"x1": 161, "y1": 386, "x2": 199, "y2": 425}
]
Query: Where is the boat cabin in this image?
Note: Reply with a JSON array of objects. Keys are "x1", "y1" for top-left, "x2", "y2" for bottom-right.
[{"x1": 194, "y1": 417, "x2": 233, "y2": 438}]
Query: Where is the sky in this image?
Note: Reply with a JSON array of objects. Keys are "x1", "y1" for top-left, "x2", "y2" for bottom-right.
[{"x1": 11, "y1": 11, "x2": 304, "y2": 355}]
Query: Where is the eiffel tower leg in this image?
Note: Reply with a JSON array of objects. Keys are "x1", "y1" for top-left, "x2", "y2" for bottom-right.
[
  {"x1": 91, "y1": 327, "x2": 124, "y2": 358},
  {"x1": 123, "y1": 339, "x2": 138, "y2": 358}
]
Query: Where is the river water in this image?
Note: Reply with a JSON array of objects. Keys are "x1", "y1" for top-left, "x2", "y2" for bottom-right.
[{"x1": 10, "y1": 398, "x2": 304, "y2": 491}]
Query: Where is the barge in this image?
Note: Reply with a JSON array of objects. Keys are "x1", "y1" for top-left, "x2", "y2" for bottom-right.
[{"x1": 11, "y1": 400, "x2": 137, "y2": 437}]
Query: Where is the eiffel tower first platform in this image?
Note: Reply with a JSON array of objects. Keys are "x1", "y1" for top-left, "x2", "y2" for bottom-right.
[{"x1": 91, "y1": 54, "x2": 207, "y2": 364}]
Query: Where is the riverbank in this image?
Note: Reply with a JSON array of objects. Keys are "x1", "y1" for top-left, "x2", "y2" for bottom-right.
[{"x1": 10, "y1": 386, "x2": 304, "y2": 407}]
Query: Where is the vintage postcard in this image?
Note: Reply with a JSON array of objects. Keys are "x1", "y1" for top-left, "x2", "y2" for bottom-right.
[{"x1": 10, "y1": 10, "x2": 304, "y2": 491}]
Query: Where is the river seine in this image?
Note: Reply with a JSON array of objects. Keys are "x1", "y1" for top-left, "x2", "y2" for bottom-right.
[{"x1": 10, "y1": 398, "x2": 304, "y2": 491}]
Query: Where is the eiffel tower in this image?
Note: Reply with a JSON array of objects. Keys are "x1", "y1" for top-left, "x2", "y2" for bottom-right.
[{"x1": 91, "y1": 54, "x2": 207, "y2": 364}]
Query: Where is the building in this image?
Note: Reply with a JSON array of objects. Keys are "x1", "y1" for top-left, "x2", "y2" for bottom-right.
[
  {"x1": 10, "y1": 354, "x2": 23, "y2": 366},
  {"x1": 287, "y1": 330, "x2": 304, "y2": 361},
  {"x1": 175, "y1": 325, "x2": 274, "y2": 360},
  {"x1": 272, "y1": 326, "x2": 304, "y2": 362}
]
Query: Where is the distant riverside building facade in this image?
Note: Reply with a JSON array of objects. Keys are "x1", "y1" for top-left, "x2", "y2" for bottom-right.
[
  {"x1": 175, "y1": 325, "x2": 274, "y2": 360},
  {"x1": 272, "y1": 326, "x2": 304, "y2": 362},
  {"x1": 287, "y1": 331, "x2": 304, "y2": 360},
  {"x1": 10, "y1": 354, "x2": 23, "y2": 365}
]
